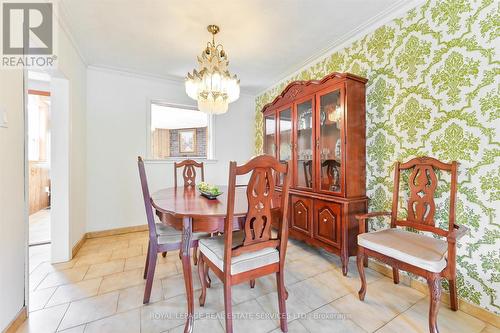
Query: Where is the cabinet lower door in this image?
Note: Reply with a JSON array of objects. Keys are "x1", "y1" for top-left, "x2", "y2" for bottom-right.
[
  {"x1": 290, "y1": 196, "x2": 312, "y2": 236},
  {"x1": 313, "y1": 200, "x2": 341, "y2": 248}
]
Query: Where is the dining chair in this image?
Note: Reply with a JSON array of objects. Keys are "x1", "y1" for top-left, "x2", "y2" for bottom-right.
[
  {"x1": 174, "y1": 159, "x2": 204, "y2": 188},
  {"x1": 138, "y1": 156, "x2": 207, "y2": 304},
  {"x1": 355, "y1": 156, "x2": 468, "y2": 333},
  {"x1": 197, "y1": 155, "x2": 291, "y2": 333}
]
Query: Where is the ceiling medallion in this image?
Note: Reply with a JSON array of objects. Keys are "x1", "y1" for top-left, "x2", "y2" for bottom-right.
[{"x1": 185, "y1": 25, "x2": 240, "y2": 114}]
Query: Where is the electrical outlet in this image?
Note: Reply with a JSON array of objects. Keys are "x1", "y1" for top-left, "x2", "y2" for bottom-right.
[{"x1": 0, "y1": 107, "x2": 7, "y2": 128}]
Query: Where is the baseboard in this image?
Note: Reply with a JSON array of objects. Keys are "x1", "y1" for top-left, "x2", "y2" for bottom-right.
[
  {"x1": 71, "y1": 234, "x2": 86, "y2": 258},
  {"x1": 368, "y1": 260, "x2": 500, "y2": 328},
  {"x1": 3, "y1": 306, "x2": 27, "y2": 333},
  {"x1": 85, "y1": 224, "x2": 148, "y2": 239}
]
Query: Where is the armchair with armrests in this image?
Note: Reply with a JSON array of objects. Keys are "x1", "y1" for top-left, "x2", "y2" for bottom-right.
[{"x1": 355, "y1": 156, "x2": 468, "y2": 333}]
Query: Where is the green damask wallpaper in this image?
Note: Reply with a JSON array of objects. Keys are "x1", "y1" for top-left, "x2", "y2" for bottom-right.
[{"x1": 254, "y1": 0, "x2": 499, "y2": 314}]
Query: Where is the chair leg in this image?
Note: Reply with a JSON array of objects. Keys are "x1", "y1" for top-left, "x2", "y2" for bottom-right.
[
  {"x1": 197, "y1": 254, "x2": 207, "y2": 306},
  {"x1": 356, "y1": 250, "x2": 367, "y2": 301},
  {"x1": 250, "y1": 279, "x2": 255, "y2": 288},
  {"x1": 162, "y1": 252, "x2": 167, "y2": 258},
  {"x1": 276, "y1": 271, "x2": 288, "y2": 332},
  {"x1": 427, "y1": 275, "x2": 442, "y2": 333},
  {"x1": 449, "y1": 277, "x2": 458, "y2": 311},
  {"x1": 392, "y1": 268, "x2": 400, "y2": 284},
  {"x1": 223, "y1": 283, "x2": 233, "y2": 333},
  {"x1": 193, "y1": 246, "x2": 198, "y2": 266},
  {"x1": 143, "y1": 242, "x2": 151, "y2": 279},
  {"x1": 143, "y1": 247, "x2": 158, "y2": 304},
  {"x1": 204, "y1": 261, "x2": 211, "y2": 288}
]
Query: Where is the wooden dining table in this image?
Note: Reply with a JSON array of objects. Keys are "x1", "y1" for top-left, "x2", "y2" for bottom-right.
[{"x1": 151, "y1": 185, "x2": 281, "y2": 333}]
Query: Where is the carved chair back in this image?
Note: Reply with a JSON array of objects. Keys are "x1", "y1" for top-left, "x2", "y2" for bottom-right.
[
  {"x1": 303, "y1": 160, "x2": 313, "y2": 188},
  {"x1": 322, "y1": 159, "x2": 340, "y2": 189},
  {"x1": 223, "y1": 155, "x2": 291, "y2": 273},
  {"x1": 391, "y1": 156, "x2": 458, "y2": 237},
  {"x1": 174, "y1": 160, "x2": 204, "y2": 188},
  {"x1": 137, "y1": 156, "x2": 159, "y2": 241}
]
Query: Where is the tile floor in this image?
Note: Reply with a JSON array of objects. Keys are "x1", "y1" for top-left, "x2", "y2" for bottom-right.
[
  {"x1": 19, "y1": 231, "x2": 498, "y2": 333},
  {"x1": 29, "y1": 208, "x2": 51, "y2": 245}
]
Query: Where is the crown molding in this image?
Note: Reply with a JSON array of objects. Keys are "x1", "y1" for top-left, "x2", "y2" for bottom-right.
[{"x1": 255, "y1": 0, "x2": 425, "y2": 97}]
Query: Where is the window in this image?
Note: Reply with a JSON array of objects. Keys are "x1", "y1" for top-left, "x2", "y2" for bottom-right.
[{"x1": 149, "y1": 102, "x2": 213, "y2": 160}]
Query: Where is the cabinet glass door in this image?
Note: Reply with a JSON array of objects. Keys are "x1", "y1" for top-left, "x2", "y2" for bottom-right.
[
  {"x1": 263, "y1": 114, "x2": 276, "y2": 157},
  {"x1": 278, "y1": 107, "x2": 292, "y2": 185},
  {"x1": 317, "y1": 89, "x2": 343, "y2": 193},
  {"x1": 295, "y1": 99, "x2": 314, "y2": 189}
]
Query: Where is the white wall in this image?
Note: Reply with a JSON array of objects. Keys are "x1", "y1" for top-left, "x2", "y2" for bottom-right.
[
  {"x1": 52, "y1": 14, "x2": 88, "y2": 253},
  {"x1": 86, "y1": 67, "x2": 255, "y2": 232},
  {"x1": 0, "y1": 70, "x2": 26, "y2": 330}
]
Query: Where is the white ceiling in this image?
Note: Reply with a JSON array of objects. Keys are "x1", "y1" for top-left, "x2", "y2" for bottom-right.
[{"x1": 60, "y1": 0, "x2": 421, "y2": 94}]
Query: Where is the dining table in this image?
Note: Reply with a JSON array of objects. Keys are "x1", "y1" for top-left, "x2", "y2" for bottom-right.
[{"x1": 151, "y1": 185, "x2": 281, "y2": 333}]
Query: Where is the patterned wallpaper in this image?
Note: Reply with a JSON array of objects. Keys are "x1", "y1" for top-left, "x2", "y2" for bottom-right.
[{"x1": 254, "y1": 0, "x2": 499, "y2": 314}]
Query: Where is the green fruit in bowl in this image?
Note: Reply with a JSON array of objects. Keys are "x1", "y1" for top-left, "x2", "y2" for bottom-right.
[{"x1": 197, "y1": 182, "x2": 221, "y2": 195}]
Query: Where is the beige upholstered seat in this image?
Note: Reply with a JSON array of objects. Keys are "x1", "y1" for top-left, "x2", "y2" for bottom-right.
[
  {"x1": 199, "y1": 231, "x2": 280, "y2": 275},
  {"x1": 357, "y1": 228, "x2": 448, "y2": 273},
  {"x1": 155, "y1": 223, "x2": 208, "y2": 245}
]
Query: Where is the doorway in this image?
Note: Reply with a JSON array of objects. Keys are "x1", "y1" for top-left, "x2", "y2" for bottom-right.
[{"x1": 27, "y1": 73, "x2": 52, "y2": 247}]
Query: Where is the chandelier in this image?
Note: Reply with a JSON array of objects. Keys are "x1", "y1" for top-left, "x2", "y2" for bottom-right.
[{"x1": 185, "y1": 25, "x2": 240, "y2": 114}]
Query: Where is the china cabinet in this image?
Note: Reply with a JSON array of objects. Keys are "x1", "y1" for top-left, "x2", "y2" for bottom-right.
[{"x1": 262, "y1": 72, "x2": 367, "y2": 275}]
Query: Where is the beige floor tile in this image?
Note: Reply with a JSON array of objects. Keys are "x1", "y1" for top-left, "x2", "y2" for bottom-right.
[
  {"x1": 46, "y1": 278, "x2": 103, "y2": 307},
  {"x1": 124, "y1": 255, "x2": 147, "y2": 271},
  {"x1": 141, "y1": 295, "x2": 189, "y2": 333},
  {"x1": 299, "y1": 303, "x2": 366, "y2": 333},
  {"x1": 287, "y1": 274, "x2": 347, "y2": 310},
  {"x1": 84, "y1": 308, "x2": 141, "y2": 333},
  {"x1": 161, "y1": 273, "x2": 199, "y2": 300},
  {"x1": 29, "y1": 286, "x2": 57, "y2": 312},
  {"x1": 256, "y1": 288, "x2": 313, "y2": 323},
  {"x1": 377, "y1": 298, "x2": 486, "y2": 333},
  {"x1": 36, "y1": 266, "x2": 89, "y2": 290},
  {"x1": 58, "y1": 325, "x2": 85, "y2": 333},
  {"x1": 74, "y1": 253, "x2": 112, "y2": 267},
  {"x1": 269, "y1": 319, "x2": 309, "y2": 333},
  {"x1": 16, "y1": 303, "x2": 69, "y2": 333},
  {"x1": 117, "y1": 280, "x2": 163, "y2": 313},
  {"x1": 110, "y1": 245, "x2": 143, "y2": 260},
  {"x1": 231, "y1": 275, "x2": 277, "y2": 304},
  {"x1": 58, "y1": 291, "x2": 119, "y2": 331},
  {"x1": 154, "y1": 262, "x2": 179, "y2": 279},
  {"x1": 99, "y1": 268, "x2": 144, "y2": 294},
  {"x1": 217, "y1": 299, "x2": 278, "y2": 333},
  {"x1": 331, "y1": 278, "x2": 424, "y2": 332},
  {"x1": 169, "y1": 316, "x2": 225, "y2": 333},
  {"x1": 84, "y1": 259, "x2": 125, "y2": 280}
]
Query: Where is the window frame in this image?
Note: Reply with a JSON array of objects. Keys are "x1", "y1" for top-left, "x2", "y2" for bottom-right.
[{"x1": 146, "y1": 100, "x2": 216, "y2": 161}]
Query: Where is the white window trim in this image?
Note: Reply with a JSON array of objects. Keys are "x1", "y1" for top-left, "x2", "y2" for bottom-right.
[{"x1": 146, "y1": 99, "x2": 216, "y2": 162}]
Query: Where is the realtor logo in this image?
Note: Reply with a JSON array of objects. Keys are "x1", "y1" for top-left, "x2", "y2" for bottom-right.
[{"x1": 2, "y1": 2, "x2": 55, "y2": 68}]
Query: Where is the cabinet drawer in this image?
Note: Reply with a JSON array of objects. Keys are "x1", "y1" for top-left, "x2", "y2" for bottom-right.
[
  {"x1": 290, "y1": 196, "x2": 313, "y2": 236},
  {"x1": 313, "y1": 200, "x2": 341, "y2": 248}
]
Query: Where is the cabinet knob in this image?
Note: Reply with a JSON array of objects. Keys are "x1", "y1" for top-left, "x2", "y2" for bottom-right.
[
  {"x1": 323, "y1": 218, "x2": 328, "y2": 223},
  {"x1": 298, "y1": 211, "x2": 302, "y2": 214}
]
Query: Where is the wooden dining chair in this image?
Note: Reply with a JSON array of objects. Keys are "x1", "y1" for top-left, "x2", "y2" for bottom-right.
[
  {"x1": 355, "y1": 156, "x2": 468, "y2": 333},
  {"x1": 174, "y1": 159, "x2": 204, "y2": 188},
  {"x1": 197, "y1": 155, "x2": 291, "y2": 333},
  {"x1": 137, "y1": 156, "x2": 207, "y2": 304}
]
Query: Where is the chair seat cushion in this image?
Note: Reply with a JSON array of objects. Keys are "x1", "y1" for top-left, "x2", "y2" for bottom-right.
[
  {"x1": 199, "y1": 232, "x2": 279, "y2": 275},
  {"x1": 358, "y1": 228, "x2": 448, "y2": 273},
  {"x1": 155, "y1": 223, "x2": 208, "y2": 245}
]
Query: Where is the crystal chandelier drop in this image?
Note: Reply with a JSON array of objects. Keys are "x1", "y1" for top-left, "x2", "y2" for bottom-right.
[{"x1": 185, "y1": 25, "x2": 240, "y2": 114}]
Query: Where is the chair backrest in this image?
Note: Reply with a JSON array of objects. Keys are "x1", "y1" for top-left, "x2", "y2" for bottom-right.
[
  {"x1": 391, "y1": 156, "x2": 458, "y2": 237},
  {"x1": 303, "y1": 160, "x2": 313, "y2": 188},
  {"x1": 174, "y1": 159, "x2": 204, "y2": 188},
  {"x1": 137, "y1": 156, "x2": 158, "y2": 240},
  {"x1": 223, "y1": 155, "x2": 291, "y2": 272}
]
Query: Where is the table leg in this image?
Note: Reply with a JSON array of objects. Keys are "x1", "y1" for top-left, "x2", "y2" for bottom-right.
[{"x1": 181, "y1": 216, "x2": 194, "y2": 333}]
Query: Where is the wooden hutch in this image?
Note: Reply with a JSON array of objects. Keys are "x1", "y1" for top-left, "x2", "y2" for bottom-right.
[{"x1": 262, "y1": 72, "x2": 368, "y2": 275}]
